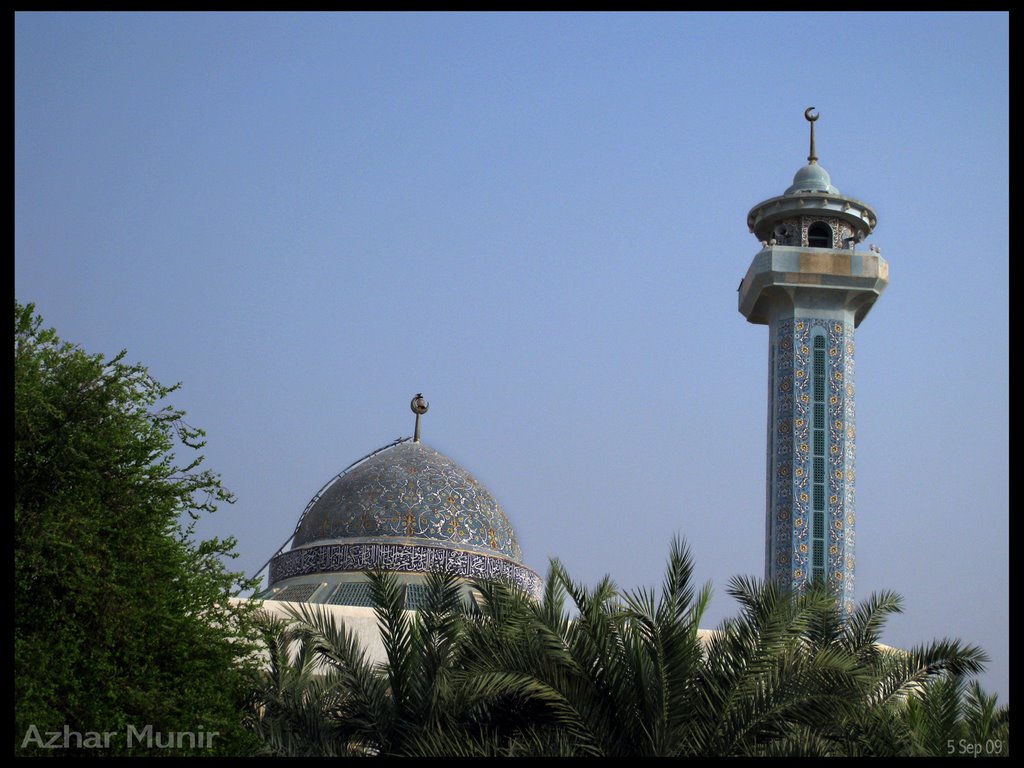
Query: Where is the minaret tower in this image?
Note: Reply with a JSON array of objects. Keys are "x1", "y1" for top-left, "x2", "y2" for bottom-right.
[{"x1": 738, "y1": 108, "x2": 888, "y2": 615}]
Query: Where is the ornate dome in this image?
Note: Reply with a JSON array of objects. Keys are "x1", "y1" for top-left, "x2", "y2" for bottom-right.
[
  {"x1": 292, "y1": 440, "x2": 522, "y2": 560},
  {"x1": 265, "y1": 432, "x2": 542, "y2": 601},
  {"x1": 785, "y1": 162, "x2": 840, "y2": 196}
]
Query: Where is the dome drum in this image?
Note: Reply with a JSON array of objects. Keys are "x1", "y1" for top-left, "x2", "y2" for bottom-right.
[{"x1": 268, "y1": 541, "x2": 543, "y2": 598}]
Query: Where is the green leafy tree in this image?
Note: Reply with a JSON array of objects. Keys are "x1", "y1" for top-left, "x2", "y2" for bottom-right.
[{"x1": 15, "y1": 302, "x2": 262, "y2": 756}]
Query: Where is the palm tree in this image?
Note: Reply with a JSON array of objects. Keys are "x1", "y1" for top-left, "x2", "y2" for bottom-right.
[
  {"x1": 688, "y1": 576, "x2": 865, "y2": 756},
  {"x1": 693, "y1": 578, "x2": 994, "y2": 757},
  {"x1": 898, "y1": 674, "x2": 1009, "y2": 757},
  {"x1": 447, "y1": 552, "x2": 997, "y2": 757},
  {"x1": 802, "y1": 588, "x2": 992, "y2": 756},
  {"x1": 246, "y1": 540, "x2": 1004, "y2": 757},
  {"x1": 247, "y1": 569, "x2": 473, "y2": 756},
  {"x1": 246, "y1": 607, "x2": 368, "y2": 755},
  {"x1": 421, "y1": 538, "x2": 713, "y2": 756}
]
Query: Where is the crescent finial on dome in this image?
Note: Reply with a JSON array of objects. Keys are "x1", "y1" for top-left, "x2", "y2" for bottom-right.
[
  {"x1": 411, "y1": 393, "x2": 429, "y2": 442},
  {"x1": 805, "y1": 107, "x2": 819, "y2": 165}
]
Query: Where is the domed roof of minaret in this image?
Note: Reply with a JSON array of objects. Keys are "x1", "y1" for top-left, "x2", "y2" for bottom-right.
[{"x1": 785, "y1": 161, "x2": 840, "y2": 196}]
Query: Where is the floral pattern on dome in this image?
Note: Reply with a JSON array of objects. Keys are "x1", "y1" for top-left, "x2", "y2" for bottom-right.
[{"x1": 292, "y1": 441, "x2": 523, "y2": 562}]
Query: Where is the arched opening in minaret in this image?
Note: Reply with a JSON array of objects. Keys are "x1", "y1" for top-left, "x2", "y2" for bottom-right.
[{"x1": 807, "y1": 221, "x2": 833, "y2": 248}]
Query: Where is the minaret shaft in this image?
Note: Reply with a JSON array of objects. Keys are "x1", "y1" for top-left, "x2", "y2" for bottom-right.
[{"x1": 765, "y1": 307, "x2": 857, "y2": 612}]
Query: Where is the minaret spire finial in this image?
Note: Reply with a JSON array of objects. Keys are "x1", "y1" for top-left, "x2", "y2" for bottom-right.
[
  {"x1": 410, "y1": 393, "x2": 429, "y2": 442},
  {"x1": 805, "y1": 106, "x2": 819, "y2": 165}
]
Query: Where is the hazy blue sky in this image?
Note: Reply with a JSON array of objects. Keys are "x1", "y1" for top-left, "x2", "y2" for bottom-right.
[{"x1": 16, "y1": 12, "x2": 1008, "y2": 701}]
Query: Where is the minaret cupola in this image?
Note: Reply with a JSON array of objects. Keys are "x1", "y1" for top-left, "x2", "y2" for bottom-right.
[{"x1": 746, "y1": 108, "x2": 877, "y2": 251}]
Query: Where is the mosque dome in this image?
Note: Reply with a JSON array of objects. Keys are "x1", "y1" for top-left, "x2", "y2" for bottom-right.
[
  {"x1": 262, "y1": 399, "x2": 542, "y2": 605},
  {"x1": 784, "y1": 162, "x2": 840, "y2": 196},
  {"x1": 292, "y1": 439, "x2": 522, "y2": 561}
]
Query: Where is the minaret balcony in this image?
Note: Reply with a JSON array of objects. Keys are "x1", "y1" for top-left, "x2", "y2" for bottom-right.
[{"x1": 738, "y1": 245, "x2": 888, "y2": 326}]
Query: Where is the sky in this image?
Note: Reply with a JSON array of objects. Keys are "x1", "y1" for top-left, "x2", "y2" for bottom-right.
[{"x1": 15, "y1": 12, "x2": 1008, "y2": 702}]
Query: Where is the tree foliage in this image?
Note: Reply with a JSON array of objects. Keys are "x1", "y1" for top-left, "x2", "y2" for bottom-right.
[
  {"x1": 249, "y1": 539, "x2": 1007, "y2": 757},
  {"x1": 14, "y1": 302, "x2": 262, "y2": 756},
  {"x1": 248, "y1": 570, "x2": 472, "y2": 756}
]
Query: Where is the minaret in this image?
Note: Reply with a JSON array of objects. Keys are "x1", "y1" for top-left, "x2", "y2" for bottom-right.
[{"x1": 738, "y1": 108, "x2": 888, "y2": 615}]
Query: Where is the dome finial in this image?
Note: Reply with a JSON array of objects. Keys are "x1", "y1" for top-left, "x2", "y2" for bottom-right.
[
  {"x1": 805, "y1": 107, "x2": 819, "y2": 164},
  {"x1": 410, "y1": 393, "x2": 429, "y2": 442}
]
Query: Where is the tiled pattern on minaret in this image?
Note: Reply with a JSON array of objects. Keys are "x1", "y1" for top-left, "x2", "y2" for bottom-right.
[{"x1": 769, "y1": 317, "x2": 856, "y2": 614}]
